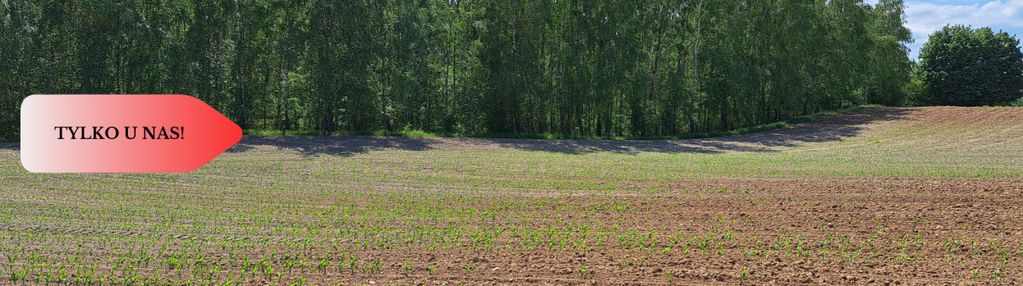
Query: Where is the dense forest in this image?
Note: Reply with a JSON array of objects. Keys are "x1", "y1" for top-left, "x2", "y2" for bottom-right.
[{"x1": 0, "y1": 0, "x2": 913, "y2": 140}]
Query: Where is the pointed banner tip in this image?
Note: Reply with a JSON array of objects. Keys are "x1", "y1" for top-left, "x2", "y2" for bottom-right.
[{"x1": 20, "y1": 94, "x2": 242, "y2": 173}]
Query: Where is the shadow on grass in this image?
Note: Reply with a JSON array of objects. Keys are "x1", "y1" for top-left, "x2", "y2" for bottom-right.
[
  {"x1": 227, "y1": 136, "x2": 438, "y2": 157},
  {"x1": 493, "y1": 107, "x2": 910, "y2": 154},
  {"x1": 228, "y1": 107, "x2": 911, "y2": 156},
  {"x1": 728, "y1": 108, "x2": 910, "y2": 146},
  {"x1": 0, "y1": 143, "x2": 18, "y2": 151}
]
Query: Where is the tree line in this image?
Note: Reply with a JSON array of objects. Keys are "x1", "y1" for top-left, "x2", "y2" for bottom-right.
[{"x1": 0, "y1": 0, "x2": 913, "y2": 140}]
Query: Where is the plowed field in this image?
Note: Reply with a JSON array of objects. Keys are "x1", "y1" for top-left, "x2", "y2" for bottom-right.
[{"x1": 1, "y1": 107, "x2": 1021, "y2": 285}]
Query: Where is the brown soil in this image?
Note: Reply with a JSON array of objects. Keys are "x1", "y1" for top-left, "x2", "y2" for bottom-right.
[
  {"x1": 3, "y1": 107, "x2": 1023, "y2": 285},
  {"x1": 309, "y1": 179, "x2": 1023, "y2": 285},
  {"x1": 4, "y1": 178, "x2": 1019, "y2": 285}
]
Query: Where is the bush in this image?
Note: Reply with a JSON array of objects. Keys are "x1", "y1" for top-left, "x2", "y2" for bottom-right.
[{"x1": 915, "y1": 25, "x2": 1023, "y2": 106}]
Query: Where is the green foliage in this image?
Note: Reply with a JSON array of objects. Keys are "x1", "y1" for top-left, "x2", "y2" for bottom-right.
[
  {"x1": 905, "y1": 63, "x2": 927, "y2": 106},
  {"x1": 0, "y1": 0, "x2": 913, "y2": 141},
  {"x1": 865, "y1": 0, "x2": 914, "y2": 106},
  {"x1": 916, "y1": 25, "x2": 1023, "y2": 106}
]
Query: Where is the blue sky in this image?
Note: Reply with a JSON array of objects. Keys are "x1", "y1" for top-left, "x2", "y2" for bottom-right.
[{"x1": 865, "y1": 0, "x2": 1023, "y2": 59}]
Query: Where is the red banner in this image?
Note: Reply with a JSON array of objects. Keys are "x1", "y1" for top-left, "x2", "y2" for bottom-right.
[{"x1": 20, "y1": 94, "x2": 242, "y2": 173}]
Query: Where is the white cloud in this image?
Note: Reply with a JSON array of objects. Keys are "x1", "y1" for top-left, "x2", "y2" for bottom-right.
[
  {"x1": 907, "y1": 0, "x2": 1023, "y2": 36},
  {"x1": 904, "y1": 0, "x2": 1023, "y2": 58}
]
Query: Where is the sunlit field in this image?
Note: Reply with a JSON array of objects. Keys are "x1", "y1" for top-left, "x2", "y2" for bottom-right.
[{"x1": 1, "y1": 107, "x2": 1022, "y2": 285}]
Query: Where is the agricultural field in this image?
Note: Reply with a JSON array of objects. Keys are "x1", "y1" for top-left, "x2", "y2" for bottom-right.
[{"x1": 1, "y1": 106, "x2": 1022, "y2": 285}]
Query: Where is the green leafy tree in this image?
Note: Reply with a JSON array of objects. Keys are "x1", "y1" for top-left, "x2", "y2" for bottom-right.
[
  {"x1": 916, "y1": 25, "x2": 1023, "y2": 106},
  {"x1": 0, "y1": 0, "x2": 921, "y2": 140},
  {"x1": 185, "y1": 0, "x2": 237, "y2": 111},
  {"x1": 866, "y1": 0, "x2": 913, "y2": 106}
]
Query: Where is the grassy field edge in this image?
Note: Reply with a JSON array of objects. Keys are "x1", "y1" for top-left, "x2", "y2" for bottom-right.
[{"x1": 244, "y1": 105, "x2": 881, "y2": 140}]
